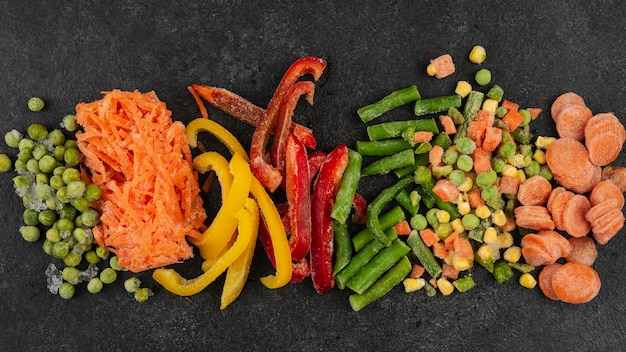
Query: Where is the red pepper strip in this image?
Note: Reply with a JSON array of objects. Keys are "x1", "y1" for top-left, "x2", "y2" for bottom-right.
[
  {"x1": 285, "y1": 133, "x2": 312, "y2": 261},
  {"x1": 352, "y1": 193, "x2": 368, "y2": 225},
  {"x1": 258, "y1": 220, "x2": 311, "y2": 284},
  {"x1": 271, "y1": 81, "x2": 315, "y2": 173},
  {"x1": 291, "y1": 124, "x2": 317, "y2": 150},
  {"x1": 310, "y1": 144, "x2": 349, "y2": 294},
  {"x1": 249, "y1": 56, "x2": 327, "y2": 192},
  {"x1": 290, "y1": 258, "x2": 311, "y2": 283},
  {"x1": 307, "y1": 151, "x2": 327, "y2": 183}
]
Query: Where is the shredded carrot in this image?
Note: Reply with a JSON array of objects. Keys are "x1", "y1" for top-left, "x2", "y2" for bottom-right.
[
  {"x1": 75, "y1": 90, "x2": 207, "y2": 272},
  {"x1": 188, "y1": 86, "x2": 209, "y2": 119}
]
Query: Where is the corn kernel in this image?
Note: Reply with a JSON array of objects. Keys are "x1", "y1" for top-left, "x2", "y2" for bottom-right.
[
  {"x1": 491, "y1": 209, "x2": 507, "y2": 227},
  {"x1": 498, "y1": 232, "x2": 514, "y2": 248},
  {"x1": 519, "y1": 272, "x2": 537, "y2": 289},
  {"x1": 502, "y1": 216, "x2": 517, "y2": 232},
  {"x1": 453, "y1": 256, "x2": 472, "y2": 271},
  {"x1": 475, "y1": 205, "x2": 491, "y2": 219},
  {"x1": 483, "y1": 227, "x2": 498, "y2": 244},
  {"x1": 450, "y1": 193, "x2": 464, "y2": 204},
  {"x1": 437, "y1": 277, "x2": 455, "y2": 296},
  {"x1": 501, "y1": 164, "x2": 518, "y2": 177},
  {"x1": 503, "y1": 245, "x2": 522, "y2": 263},
  {"x1": 436, "y1": 210, "x2": 451, "y2": 223},
  {"x1": 451, "y1": 218, "x2": 465, "y2": 234},
  {"x1": 516, "y1": 169, "x2": 527, "y2": 183},
  {"x1": 458, "y1": 177, "x2": 473, "y2": 192},
  {"x1": 469, "y1": 45, "x2": 487, "y2": 64},
  {"x1": 535, "y1": 136, "x2": 557, "y2": 150},
  {"x1": 426, "y1": 64, "x2": 437, "y2": 76},
  {"x1": 403, "y1": 277, "x2": 426, "y2": 293},
  {"x1": 476, "y1": 244, "x2": 493, "y2": 261},
  {"x1": 482, "y1": 99, "x2": 499, "y2": 115},
  {"x1": 455, "y1": 80, "x2": 472, "y2": 98},
  {"x1": 457, "y1": 201, "x2": 471, "y2": 216},
  {"x1": 533, "y1": 149, "x2": 546, "y2": 165},
  {"x1": 444, "y1": 250, "x2": 455, "y2": 266},
  {"x1": 508, "y1": 154, "x2": 526, "y2": 168}
]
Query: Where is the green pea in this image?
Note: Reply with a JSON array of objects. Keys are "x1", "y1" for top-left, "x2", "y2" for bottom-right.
[
  {"x1": 4, "y1": 130, "x2": 22, "y2": 148},
  {"x1": 499, "y1": 142, "x2": 516, "y2": 158},
  {"x1": 71, "y1": 197, "x2": 90, "y2": 212},
  {"x1": 36, "y1": 184, "x2": 54, "y2": 200},
  {"x1": 110, "y1": 256, "x2": 125, "y2": 271},
  {"x1": 27, "y1": 97, "x2": 45, "y2": 112},
  {"x1": 49, "y1": 175, "x2": 64, "y2": 190},
  {"x1": 38, "y1": 210, "x2": 57, "y2": 226},
  {"x1": 455, "y1": 137, "x2": 476, "y2": 155},
  {"x1": 476, "y1": 170, "x2": 497, "y2": 188},
  {"x1": 519, "y1": 109, "x2": 532, "y2": 127},
  {"x1": 53, "y1": 146, "x2": 66, "y2": 161},
  {"x1": 27, "y1": 123, "x2": 48, "y2": 141},
  {"x1": 426, "y1": 208, "x2": 441, "y2": 227},
  {"x1": 81, "y1": 208, "x2": 101, "y2": 227},
  {"x1": 64, "y1": 139, "x2": 78, "y2": 149},
  {"x1": 48, "y1": 129, "x2": 66, "y2": 146},
  {"x1": 442, "y1": 149, "x2": 459, "y2": 165},
  {"x1": 62, "y1": 266, "x2": 81, "y2": 283},
  {"x1": 56, "y1": 218, "x2": 75, "y2": 233},
  {"x1": 13, "y1": 174, "x2": 32, "y2": 190},
  {"x1": 448, "y1": 169, "x2": 466, "y2": 186},
  {"x1": 46, "y1": 228, "x2": 62, "y2": 242},
  {"x1": 35, "y1": 173, "x2": 48, "y2": 184},
  {"x1": 0, "y1": 154, "x2": 12, "y2": 172},
  {"x1": 134, "y1": 288, "x2": 153, "y2": 302},
  {"x1": 61, "y1": 168, "x2": 81, "y2": 184},
  {"x1": 100, "y1": 268, "x2": 117, "y2": 284},
  {"x1": 491, "y1": 157, "x2": 505, "y2": 173},
  {"x1": 26, "y1": 159, "x2": 40, "y2": 174},
  {"x1": 63, "y1": 148, "x2": 82, "y2": 167},
  {"x1": 58, "y1": 282, "x2": 75, "y2": 299},
  {"x1": 96, "y1": 246, "x2": 110, "y2": 260},
  {"x1": 73, "y1": 228, "x2": 92, "y2": 245},
  {"x1": 59, "y1": 205, "x2": 78, "y2": 220},
  {"x1": 481, "y1": 185, "x2": 500, "y2": 202},
  {"x1": 63, "y1": 252, "x2": 82, "y2": 267},
  {"x1": 46, "y1": 198, "x2": 60, "y2": 210},
  {"x1": 14, "y1": 160, "x2": 27, "y2": 173},
  {"x1": 456, "y1": 154, "x2": 474, "y2": 172},
  {"x1": 53, "y1": 165, "x2": 67, "y2": 177},
  {"x1": 410, "y1": 214, "x2": 428, "y2": 231},
  {"x1": 84, "y1": 185, "x2": 102, "y2": 202},
  {"x1": 124, "y1": 277, "x2": 142, "y2": 293},
  {"x1": 525, "y1": 160, "x2": 541, "y2": 178},
  {"x1": 52, "y1": 241, "x2": 70, "y2": 259},
  {"x1": 74, "y1": 214, "x2": 84, "y2": 228},
  {"x1": 31, "y1": 144, "x2": 48, "y2": 160},
  {"x1": 62, "y1": 115, "x2": 78, "y2": 132},
  {"x1": 462, "y1": 213, "x2": 480, "y2": 230},
  {"x1": 39, "y1": 155, "x2": 58, "y2": 174},
  {"x1": 475, "y1": 68, "x2": 492, "y2": 86},
  {"x1": 434, "y1": 222, "x2": 453, "y2": 239},
  {"x1": 87, "y1": 278, "x2": 103, "y2": 294},
  {"x1": 56, "y1": 187, "x2": 69, "y2": 204},
  {"x1": 496, "y1": 106, "x2": 508, "y2": 118},
  {"x1": 23, "y1": 209, "x2": 40, "y2": 226},
  {"x1": 66, "y1": 180, "x2": 85, "y2": 199},
  {"x1": 17, "y1": 148, "x2": 32, "y2": 162},
  {"x1": 18, "y1": 138, "x2": 35, "y2": 152},
  {"x1": 432, "y1": 165, "x2": 453, "y2": 178},
  {"x1": 20, "y1": 225, "x2": 40, "y2": 242},
  {"x1": 43, "y1": 239, "x2": 54, "y2": 255},
  {"x1": 85, "y1": 250, "x2": 100, "y2": 264}
]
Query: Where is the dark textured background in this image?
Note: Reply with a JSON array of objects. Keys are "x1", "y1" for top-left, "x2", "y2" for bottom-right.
[{"x1": 1, "y1": 1, "x2": 626, "y2": 351}]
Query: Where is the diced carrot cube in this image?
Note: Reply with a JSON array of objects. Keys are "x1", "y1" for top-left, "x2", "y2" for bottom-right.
[
  {"x1": 502, "y1": 109, "x2": 525, "y2": 131},
  {"x1": 410, "y1": 264, "x2": 426, "y2": 279},
  {"x1": 473, "y1": 147, "x2": 492, "y2": 174},
  {"x1": 527, "y1": 108, "x2": 543, "y2": 120},
  {"x1": 413, "y1": 131, "x2": 434, "y2": 144},
  {"x1": 468, "y1": 188, "x2": 486, "y2": 208},
  {"x1": 419, "y1": 228, "x2": 440, "y2": 247},
  {"x1": 444, "y1": 231, "x2": 460, "y2": 251},
  {"x1": 430, "y1": 54, "x2": 456, "y2": 79},
  {"x1": 432, "y1": 179, "x2": 460, "y2": 202},
  {"x1": 439, "y1": 115, "x2": 457, "y2": 135},
  {"x1": 501, "y1": 99, "x2": 519, "y2": 112},
  {"x1": 499, "y1": 175, "x2": 520, "y2": 194},
  {"x1": 393, "y1": 220, "x2": 412, "y2": 235},
  {"x1": 482, "y1": 126, "x2": 503, "y2": 152},
  {"x1": 454, "y1": 237, "x2": 474, "y2": 259},
  {"x1": 467, "y1": 120, "x2": 488, "y2": 147},
  {"x1": 432, "y1": 241, "x2": 449, "y2": 259},
  {"x1": 474, "y1": 109, "x2": 495, "y2": 127},
  {"x1": 429, "y1": 145, "x2": 444, "y2": 167},
  {"x1": 442, "y1": 263, "x2": 460, "y2": 280}
]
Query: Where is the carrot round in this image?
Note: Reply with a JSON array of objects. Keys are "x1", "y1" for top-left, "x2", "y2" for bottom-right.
[
  {"x1": 546, "y1": 187, "x2": 566, "y2": 213},
  {"x1": 546, "y1": 137, "x2": 595, "y2": 191},
  {"x1": 601, "y1": 166, "x2": 626, "y2": 192},
  {"x1": 514, "y1": 205, "x2": 555, "y2": 231},
  {"x1": 551, "y1": 262, "x2": 601, "y2": 304},
  {"x1": 590, "y1": 206, "x2": 625, "y2": 245},
  {"x1": 589, "y1": 180, "x2": 624, "y2": 208},
  {"x1": 517, "y1": 175, "x2": 552, "y2": 206},
  {"x1": 561, "y1": 194, "x2": 592, "y2": 238},
  {"x1": 586, "y1": 132, "x2": 623, "y2": 166},
  {"x1": 555, "y1": 104, "x2": 592, "y2": 140},
  {"x1": 566, "y1": 237, "x2": 598, "y2": 266},
  {"x1": 538, "y1": 263, "x2": 562, "y2": 301},
  {"x1": 584, "y1": 113, "x2": 625, "y2": 143},
  {"x1": 550, "y1": 92, "x2": 585, "y2": 122},
  {"x1": 570, "y1": 163, "x2": 601, "y2": 194}
]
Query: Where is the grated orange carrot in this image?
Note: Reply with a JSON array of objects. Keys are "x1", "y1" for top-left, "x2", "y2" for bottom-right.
[{"x1": 75, "y1": 90, "x2": 207, "y2": 272}]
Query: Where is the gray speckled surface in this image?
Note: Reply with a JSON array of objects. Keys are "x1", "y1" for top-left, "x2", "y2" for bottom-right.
[{"x1": 2, "y1": 1, "x2": 626, "y2": 351}]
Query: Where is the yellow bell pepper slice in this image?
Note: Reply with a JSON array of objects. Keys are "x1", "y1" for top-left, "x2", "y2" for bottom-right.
[
  {"x1": 250, "y1": 176, "x2": 292, "y2": 288},
  {"x1": 191, "y1": 151, "x2": 233, "y2": 202},
  {"x1": 220, "y1": 198, "x2": 259, "y2": 310},
  {"x1": 191, "y1": 152, "x2": 251, "y2": 260},
  {"x1": 185, "y1": 118, "x2": 249, "y2": 162},
  {"x1": 152, "y1": 198, "x2": 257, "y2": 296}
]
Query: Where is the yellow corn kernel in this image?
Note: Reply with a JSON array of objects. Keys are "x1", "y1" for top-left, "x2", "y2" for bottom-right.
[
  {"x1": 457, "y1": 201, "x2": 471, "y2": 216},
  {"x1": 469, "y1": 45, "x2": 487, "y2": 64},
  {"x1": 483, "y1": 227, "x2": 498, "y2": 244},
  {"x1": 533, "y1": 149, "x2": 546, "y2": 165},
  {"x1": 455, "y1": 80, "x2": 472, "y2": 98},
  {"x1": 436, "y1": 210, "x2": 451, "y2": 223},
  {"x1": 458, "y1": 177, "x2": 473, "y2": 192},
  {"x1": 437, "y1": 277, "x2": 455, "y2": 296},
  {"x1": 453, "y1": 256, "x2": 472, "y2": 271},
  {"x1": 508, "y1": 154, "x2": 526, "y2": 168},
  {"x1": 501, "y1": 164, "x2": 518, "y2": 177},
  {"x1": 503, "y1": 245, "x2": 522, "y2": 263},
  {"x1": 443, "y1": 250, "x2": 455, "y2": 266},
  {"x1": 502, "y1": 216, "x2": 517, "y2": 232},
  {"x1": 519, "y1": 272, "x2": 537, "y2": 289},
  {"x1": 516, "y1": 169, "x2": 527, "y2": 183},
  {"x1": 491, "y1": 209, "x2": 507, "y2": 227},
  {"x1": 451, "y1": 218, "x2": 465, "y2": 234},
  {"x1": 403, "y1": 277, "x2": 426, "y2": 293},
  {"x1": 482, "y1": 99, "x2": 499, "y2": 115},
  {"x1": 427, "y1": 64, "x2": 437, "y2": 76},
  {"x1": 535, "y1": 136, "x2": 557, "y2": 150},
  {"x1": 475, "y1": 205, "x2": 492, "y2": 219},
  {"x1": 450, "y1": 193, "x2": 464, "y2": 204},
  {"x1": 498, "y1": 232, "x2": 514, "y2": 248},
  {"x1": 476, "y1": 244, "x2": 494, "y2": 261}
]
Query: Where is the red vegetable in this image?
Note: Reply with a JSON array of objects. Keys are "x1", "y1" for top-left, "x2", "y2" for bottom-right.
[
  {"x1": 285, "y1": 133, "x2": 312, "y2": 261},
  {"x1": 310, "y1": 144, "x2": 349, "y2": 294}
]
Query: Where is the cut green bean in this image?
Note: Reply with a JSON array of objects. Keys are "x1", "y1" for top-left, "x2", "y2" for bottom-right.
[
  {"x1": 332, "y1": 221, "x2": 353, "y2": 275},
  {"x1": 447, "y1": 106, "x2": 465, "y2": 125},
  {"x1": 366, "y1": 176, "x2": 413, "y2": 247},
  {"x1": 468, "y1": 218, "x2": 492, "y2": 242},
  {"x1": 348, "y1": 256, "x2": 411, "y2": 312},
  {"x1": 486, "y1": 84, "x2": 504, "y2": 102},
  {"x1": 331, "y1": 149, "x2": 362, "y2": 224},
  {"x1": 361, "y1": 149, "x2": 415, "y2": 177},
  {"x1": 414, "y1": 95, "x2": 462, "y2": 116},
  {"x1": 353, "y1": 205, "x2": 405, "y2": 251},
  {"x1": 355, "y1": 138, "x2": 411, "y2": 156},
  {"x1": 407, "y1": 230, "x2": 442, "y2": 279},
  {"x1": 463, "y1": 90, "x2": 485, "y2": 120},
  {"x1": 357, "y1": 86, "x2": 421, "y2": 123},
  {"x1": 493, "y1": 260, "x2": 514, "y2": 283},
  {"x1": 336, "y1": 227, "x2": 398, "y2": 289},
  {"x1": 346, "y1": 239, "x2": 411, "y2": 294},
  {"x1": 395, "y1": 189, "x2": 419, "y2": 216},
  {"x1": 432, "y1": 132, "x2": 452, "y2": 150},
  {"x1": 453, "y1": 276, "x2": 476, "y2": 292},
  {"x1": 366, "y1": 118, "x2": 439, "y2": 141}
]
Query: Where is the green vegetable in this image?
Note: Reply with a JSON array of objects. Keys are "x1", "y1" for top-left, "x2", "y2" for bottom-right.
[
  {"x1": 462, "y1": 213, "x2": 480, "y2": 230},
  {"x1": 348, "y1": 256, "x2": 411, "y2": 312},
  {"x1": 48, "y1": 129, "x2": 66, "y2": 146},
  {"x1": 453, "y1": 276, "x2": 476, "y2": 292},
  {"x1": 38, "y1": 210, "x2": 57, "y2": 226},
  {"x1": 87, "y1": 278, "x2": 104, "y2": 294},
  {"x1": 38, "y1": 155, "x2": 57, "y2": 174},
  {"x1": 355, "y1": 139, "x2": 411, "y2": 156},
  {"x1": 85, "y1": 250, "x2": 101, "y2": 264},
  {"x1": 409, "y1": 213, "x2": 428, "y2": 230},
  {"x1": 100, "y1": 268, "x2": 118, "y2": 284},
  {"x1": 332, "y1": 221, "x2": 353, "y2": 275},
  {"x1": 80, "y1": 208, "x2": 100, "y2": 227},
  {"x1": 84, "y1": 185, "x2": 102, "y2": 202},
  {"x1": 23, "y1": 209, "x2": 40, "y2": 226},
  {"x1": 475, "y1": 68, "x2": 492, "y2": 86},
  {"x1": 58, "y1": 282, "x2": 75, "y2": 299},
  {"x1": 352, "y1": 206, "x2": 405, "y2": 251},
  {"x1": 395, "y1": 189, "x2": 419, "y2": 216},
  {"x1": 32, "y1": 144, "x2": 48, "y2": 160},
  {"x1": 447, "y1": 106, "x2": 465, "y2": 125},
  {"x1": 51, "y1": 241, "x2": 70, "y2": 259},
  {"x1": 134, "y1": 287, "x2": 153, "y2": 302},
  {"x1": 331, "y1": 149, "x2": 362, "y2": 224},
  {"x1": 493, "y1": 260, "x2": 515, "y2": 283},
  {"x1": 414, "y1": 95, "x2": 462, "y2": 116},
  {"x1": 62, "y1": 267, "x2": 81, "y2": 284},
  {"x1": 468, "y1": 218, "x2": 492, "y2": 242},
  {"x1": 66, "y1": 180, "x2": 86, "y2": 198},
  {"x1": 27, "y1": 97, "x2": 45, "y2": 112},
  {"x1": 486, "y1": 85, "x2": 504, "y2": 102},
  {"x1": 448, "y1": 169, "x2": 466, "y2": 186},
  {"x1": 20, "y1": 225, "x2": 40, "y2": 242},
  {"x1": 476, "y1": 170, "x2": 497, "y2": 188},
  {"x1": 366, "y1": 118, "x2": 439, "y2": 141},
  {"x1": 361, "y1": 149, "x2": 415, "y2": 177},
  {"x1": 365, "y1": 176, "x2": 413, "y2": 247},
  {"x1": 358, "y1": 86, "x2": 421, "y2": 123},
  {"x1": 0, "y1": 154, "x2": 12, "y2": 172},
  {"x1": 407, "y1": 230, "x2": 442, "y2": 278},
  {"x1": 124, "y1": 277, "x2": 142, "y2": 294},
  {"x1": 346, "y1": 238, "x2": 410, "y2": 294},
  {"x1": 96, "y1": 246, "x2": 110, "y2": 260},
  {"x1": 61, "y1": 114, "x2": 78, "y2": 132},
  {"x1": 63, "y1": 148, "x2": 82, "y2": 167},
  {"x1": 45, "y1": 228, "x2": 61, "y2": 242},
  {"x1": 4, "y1": 130, "x2": 22, "y2": 148}
]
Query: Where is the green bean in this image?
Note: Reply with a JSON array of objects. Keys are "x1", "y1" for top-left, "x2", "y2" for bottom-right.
[
  {"x1": 346, "y1": 239, "x2": 410, "y2": 294},
  {"x1": 355, "y1": 138, "x2": 411, "y2": 156},
  {"x1": 414, "y1": 95, "x2": 462, "y2": 116},
  {"x1": 508, "y1": 262, "x2": 535, "y2": 273},
  {"x1": 407, "y1": 230, "x2": 442, "y2": 278},
  {"x1": 432, "y1": 132, "x2": 452, "y2": 150},
  {"x1": 393, "y1": 164, "x2": 416, "y2": 179},
  {"x1": 332, "y1": 221, "x2": 353, "y2": 276},
  {"x1": 447, "y1": 106, "x2": 465, "y2": 125},
  {"x1": 416, "y1": 184, "x2": 436, "y2": 208},
  {"x1": 62, "y1": 114, "x2": 78, "y2": 132},
  {"x1": 331, "y1": 149, "x2": 362, "y2": 224},
  {"x1": 58, "y1": 282, "x2": 75, "y2": 299},
  {"x1": 361, "y1": 149, "x2": 415, "y2": 177},
  {"x1": 348, "y1": 255, "x2": 411, "y2": 312},
  {"x1": 87, "y1": 277, "x2": 104, "y2": 294},
  {"x1": 366, "y1": 118, "x2": 439, "y2": 141},
  {"x1": 423, "y1": 280, "x2": 437, "y2": 297},
  {"x1": 357, "y1": 86, "x2": 421, "y2": 123},
  {"x1": 395, "y1": 189, "x2": 419, "y2": 216},
  {"x1": 366, "y1": 176, "x2": 413, "y2": 247},
  {"x1": 493, "y1": 259, "x2": 514, "y2": 283},
  {"x1": 486, "y1": 84, "x2": 504, "y2": 102},
  {"x1": 352, "y1": 206, "x2": 405, "y2": 251},
  {"x1": 454, "y1": 90, "x2": 485, "y2": 142},
  {"x1": 27, "y1": 97, "x2": 45, "y2": 112},
  {"x1": 453, "y1": 276, "x2": 476, "y2": 292}
]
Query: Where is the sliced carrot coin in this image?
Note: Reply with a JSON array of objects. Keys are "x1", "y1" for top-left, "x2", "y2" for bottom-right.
[
  {"x1": 546, "y1": 137, "x2": 594, "y2": 191},
  {"x1": 521, "y1": 233, "x2": 560, "y2": 265},
  {"x1": 555, "y1": 104, "x2": 593, "y2": 140},
  {"x1": 550, "y1": 92, "x2": 585, "y2": 122},
  {"x1": 538, "y1": 263, "x2": 562, "y2": 301},
  {"x1": 549, "y1": 190, "x2": 575, "y2": 231},
  {"x1": 591, "y1": 207, "x2": 625, "y2": 245},
  {"x1": 561, "y1": 194, "x2": 592, "y2": 238},
  {"x1": 586, "y1": 132, "x2": 623, "y2": 166},
  {"x1": 539, "y1": 230, "x2": 573, "y2": 259},
  {"x1": 570, "y1": 163, "x2": 601, "y2": 194},
  {"x1": 589, "y1": 180, "x2": 624, "y2": 208},
  {"x1": 547, "y1": 187, "x2": 566, "y2": 213},
  {"x1": 565, "y1": 237, "x2": 598, "y2": 266},
  {"x1": 514, "y1": 205, "x2": 555, "y2": 231},
  {"x1": 601, "y1": 165, "x2": 626, "y2": 192},
  {"x1": 551, "y1": 262, "x2": 601, "y2": 304},
  {"x1": 584, "y1": 112, "x2": 625, "y2": 143},
  {"x1": 585, "y1": 198, "x2": 620, "y2": 225},
  {"x1": 517, "y1": 175, "x2": 552, "y2": 206},
  {"x1": 522, "y1": 245, "x2": 555, "y2": 267}
]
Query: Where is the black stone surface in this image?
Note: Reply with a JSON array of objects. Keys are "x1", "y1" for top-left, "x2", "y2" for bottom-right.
[{"x1": 2, "y1": 1, "x2": 626, "y2": 351}]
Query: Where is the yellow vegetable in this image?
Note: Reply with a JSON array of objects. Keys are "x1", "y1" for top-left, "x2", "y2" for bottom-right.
[
  {"x1": 475, "y1": 205, "x2": 491, "y2": 219},
  {"x1": 185, "y1": 118, "x2": 249, "y2": 161},
  {"x1": 481, "y1": 98, "x2": 498, "y2": 115},
  {"x1": 426, "y1": 63, "x2": 437, "y2": 76},
  {"x1": 469, "y1": 45, "x2": 487, "y2": 64},
  {"x1": 437, "y1": 277, "x2": 455, "y2": 296},
  {"x1": 455, "y1": 81, "x2": 472, "y2": 98},
  {"x1": 403, "y1": 278, "x2": 426, "y2": 293},
  {"x1": 503, "y1": 245, "x2": 522, "y2": 263},
  {"x1": 519, "y1": 272, "x2": 537, "y2": 289}
]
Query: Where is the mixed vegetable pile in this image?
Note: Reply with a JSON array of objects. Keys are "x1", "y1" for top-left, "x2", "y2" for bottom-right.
[{"x1": 2, "y1": 45, "x2": 625, "y2": 310}]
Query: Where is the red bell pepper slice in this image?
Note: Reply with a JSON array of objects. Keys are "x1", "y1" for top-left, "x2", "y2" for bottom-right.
[
  {"x1": 310, "y1": 144, "x2": 349, "y2": 294},
  {"x1": 290, "y1": 258, "x2": 311, "y2": 283},
  {"x1": 249, "y1": 56, "x2": 327, "y2": 192},
  {"x1": 307, "y1": 151, "x2": 327, "y2": 183},
  {"x1": 351, "y1": 193, "x2": 368, "y2": 225},
  {"x1": 271, "y1": 81, "x2": 315, "y2": 173},
  {"x1": 285, "y1": 133, "x2": 312, "y2": 262}
]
